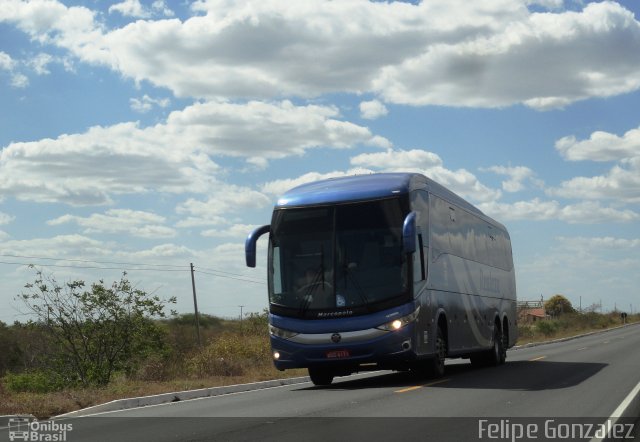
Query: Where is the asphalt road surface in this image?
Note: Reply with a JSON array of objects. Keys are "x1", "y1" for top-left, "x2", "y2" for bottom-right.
[{"x1": 2, "y1": 323, "x2": 639, "y2": 441}]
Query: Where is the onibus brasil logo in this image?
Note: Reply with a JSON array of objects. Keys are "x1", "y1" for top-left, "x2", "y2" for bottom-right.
[{"x1": 8, "y1": 417, "x2": 72, "y2": 442}]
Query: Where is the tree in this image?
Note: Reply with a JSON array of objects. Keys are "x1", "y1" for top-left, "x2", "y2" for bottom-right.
[
  {"x1": 18, "y1": 268, "x2": 176, "y2": 386},
  {"x1": 544, "y1": 294, "x2": 575, "y2": 317},
  {"x1": 0, "y1": 320, "x2": 22, "y2": 375}
]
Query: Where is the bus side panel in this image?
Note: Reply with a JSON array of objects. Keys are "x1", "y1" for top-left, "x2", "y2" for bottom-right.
[{"x1": 428, "y1": 194, "x2": 517, "y2": 354}]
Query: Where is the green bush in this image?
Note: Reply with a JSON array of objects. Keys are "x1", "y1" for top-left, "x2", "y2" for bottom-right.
[
  {"x1": 3, "y1": 370, "x2": 67, "y2": 393},
  {"x1": 535, "y1": 320, "x2": 558, "y2": 337}
]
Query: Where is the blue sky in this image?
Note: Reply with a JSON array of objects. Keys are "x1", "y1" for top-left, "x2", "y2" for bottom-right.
[{"x1": 1, "y1": 0, "x2": 639, "y2": 322}]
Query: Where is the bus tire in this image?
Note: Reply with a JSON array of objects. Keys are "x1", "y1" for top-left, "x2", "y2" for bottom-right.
[
  {"x1": 471, "y1": 326, "x2": 504, "y2": 367},
  {"x1": 427, "y1": 325, "x2": 446, "y2": 378},
  {"x1": 492, "y1": 325, "x2": 505, "y2": 366},
  {"x1": 308, "y1": 367, "x2": 334, "y2": 386}
]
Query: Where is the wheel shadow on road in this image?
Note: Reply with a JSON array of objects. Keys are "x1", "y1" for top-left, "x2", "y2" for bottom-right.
[{"x1": 294, "y1": 360, "x2": 607, "y2": 392}]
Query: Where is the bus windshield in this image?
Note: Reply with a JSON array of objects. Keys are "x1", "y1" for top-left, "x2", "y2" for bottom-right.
[{"x1": 268, "y1": 198, "x2": 410, "y2": 317}]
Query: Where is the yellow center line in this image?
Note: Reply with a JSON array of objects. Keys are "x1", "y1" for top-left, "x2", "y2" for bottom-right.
[
  {"x1": 395, "y1": 385, "x2": 422, "y2": 393},
  {"x1": 529, "y1": 355, "x2": 546, "y2": 361},
  {"x1": 394, "y1": 378, "x2": 450, "y2": 393}
]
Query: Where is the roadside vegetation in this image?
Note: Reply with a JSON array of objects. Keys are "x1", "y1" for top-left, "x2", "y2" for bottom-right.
[
  {"x1": 0, "y1": 274, "x2": 636, "y2": 418},
  {"x1": 516, "y1": 294, "x2": 638, "y2": 344}
]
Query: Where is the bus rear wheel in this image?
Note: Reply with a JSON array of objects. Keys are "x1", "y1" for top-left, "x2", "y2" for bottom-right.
[
  {"x1": 308, "y1": 367, "x2": 334, "y2": 386},
  {"x1": 471, "y1": 326, "x2": 504, "y2": 367}
]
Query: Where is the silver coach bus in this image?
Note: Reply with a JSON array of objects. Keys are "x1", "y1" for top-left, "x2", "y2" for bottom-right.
[{"x1": 246, "y1": 173, "x2": 517, "y2": 386}]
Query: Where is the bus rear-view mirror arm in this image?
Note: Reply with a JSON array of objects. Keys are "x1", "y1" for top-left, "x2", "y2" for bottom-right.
[
  {"x1": 402, "y1": 211, "x2": 417, "y2": 255},
  {"x1": 245, "y1": 225, "x2": 271, "y2": 268}
]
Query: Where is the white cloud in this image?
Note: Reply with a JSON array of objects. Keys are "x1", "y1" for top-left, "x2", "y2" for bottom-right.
[
  {"x1": 557, "y1": 236, "x2": 640, "y2": 251},
  {"x1": 549, "y1": 160, "x2": 640, "y2": 203},
  {"x1": 482, "y1": 165, "x2": 543, "y2": 192},
  {"x1": 517, "y1": 235, "x2": 640, "y2": 309},
  {"x1": 0, "y1": 121, "x2": 219, "y2": 206},
  {"x1": 478, "y1": 198, "x2": 640, "y2": 223},
  {"x1": 0, "y1": 100, "x2": 385, "y2": 206},
  {"x1": 350, "y1": 149, "x2": 501, "y2": 203},
  {"x1": 359, "y1": 100, "x2": 388, "y2": 120},
  {"x1": 3, "y1": 1, "x2": 640, "y2": 108},
  {"x1": 0, "y1": 52, "x2": 15, "y2": 71},
  {"x1": 549, "y1": 126, "x2": 640, "y2": 203},
  {"x1": 261, "y1": 149, "x2": 500, "y2": 204},
  {"x1": 0, "y1": 51, "x2": 27, "y2": 88},
  {"x1": 130, "y1": 94, "x2": 170, "y2": 113},
  {"x1": 525, "y1": 0, "x2": 564, "y2": 9},
  {"x1": 201, "y1": 224, "x2": 261, "y2": 238},
  {"x1": 47, "y1": 209, "x2": 176, "y2": 238},
  {"x1": 260, "y1": 169, "x2": 372, "y2": 197},
  {"x1": 164, "y1": 100, "x2": 391, "y2": 159},
  {"x1": 10, "y1": 73, "x2": 28, "y2": 88},
  {"x1": 27, "y1": 53, "x2": 53, "y2": 75},
  {"x1": 555, "y1": 127, "x2": 640, "y2": 162},
  {"x1": 109, "y1": 0, "x2": 151, "y2": 18},
  {"x1": 108, "y1": 0, "x2": 174, "y2": 19},
  {"x1": 151, "y1": 1, "x2": 174, "y2": 17},
  {"x1": 0, "y1": 234, "x2": 108, "y2": 261},
  {"x1": 0, "y1": 212, "x2": 14, "y2": 225},
  {"x1": 176, "y1": 184, "x2": 272, "y2": 228},
  {"x1": 375, "y1": 2, "x2": 640, "y2": 109}
]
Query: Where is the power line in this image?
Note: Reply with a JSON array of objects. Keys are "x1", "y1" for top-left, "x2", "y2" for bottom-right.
[
  {"x1": 0, "y1": 253, "x2": 189, "y2": 269},
  {"x1": 194, "y1": 269, "x2": 266, "y2": 285},
  {"x1": 0, "y1": 260, "x2": 187, "y2": 272},
  {"x1": 0, "y1": 253, "x2": 267, "y2": 284},
  {"x1": 195, "y1": 265, "x2": 263, "y2": 279}
]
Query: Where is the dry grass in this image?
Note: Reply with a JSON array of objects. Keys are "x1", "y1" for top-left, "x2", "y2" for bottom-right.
[{"x1": 0, "y1": 367, "x2": 307, "y2": 419}]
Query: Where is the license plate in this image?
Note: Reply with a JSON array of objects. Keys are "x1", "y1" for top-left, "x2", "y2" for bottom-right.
[{"x1": 326, "y1": 349, "x2": 350, "y2": 359}]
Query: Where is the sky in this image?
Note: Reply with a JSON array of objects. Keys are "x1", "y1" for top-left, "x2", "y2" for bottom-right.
[{"x1": 1, "y1": 0, "x2": 639, "y2": 323}]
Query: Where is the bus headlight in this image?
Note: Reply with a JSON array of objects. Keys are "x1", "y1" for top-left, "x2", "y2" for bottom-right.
[
  {"x1": 376, "y1": 307, "x2": 420, "y2": 331},
  {"x1": 269, "y1": 324, "x2": 299, "y2": 339}
]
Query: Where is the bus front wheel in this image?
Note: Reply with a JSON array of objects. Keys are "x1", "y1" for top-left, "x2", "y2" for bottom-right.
[
  {"x1": 426, "y1": 325, "x2": 446, "y2": 378},
  {"x1": 308, "y1": 367, "x2": 334, "y2": 386}
]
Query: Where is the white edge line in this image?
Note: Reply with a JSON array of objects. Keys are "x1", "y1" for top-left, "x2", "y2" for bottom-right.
[
  {"x1": 56, "y1": 371, "x2": 383, "y2": 419},
  {"x1": 590, "y1": 379, "x2": 640, "y2": 442}
]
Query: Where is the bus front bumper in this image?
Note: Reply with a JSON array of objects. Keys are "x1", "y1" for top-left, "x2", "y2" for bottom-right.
[{"x1": 270, "y1": 323, "x2": 417, "y2": 371}]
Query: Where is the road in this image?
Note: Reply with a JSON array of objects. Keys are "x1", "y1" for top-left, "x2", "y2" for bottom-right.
[{"x1": 2, "y1": 323, "x2": 639, "y2": 441}]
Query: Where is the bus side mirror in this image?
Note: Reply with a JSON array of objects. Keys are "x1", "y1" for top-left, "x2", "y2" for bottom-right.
[
  {"x1": 402, "y1": 212, "x2": 416, "y2": 255},
  {"x1": 245, "y1": 225, "x2": 270, "y2": 267}
]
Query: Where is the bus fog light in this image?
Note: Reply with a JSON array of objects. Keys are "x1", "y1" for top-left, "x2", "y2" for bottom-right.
[{"x1": 273, "y1": 351, "x2": 281, "y2": 360}]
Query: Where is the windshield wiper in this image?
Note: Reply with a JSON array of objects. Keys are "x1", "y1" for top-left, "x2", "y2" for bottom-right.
[
  {"x1": 298, "y1": 268, "x2": 324, "y2": 316},
  {"x1": 343, "y1": 262, "x2": 371, "y2": 311},
  {"x1": 298, "y1": 246, "x2": 326, "y2": 316}
]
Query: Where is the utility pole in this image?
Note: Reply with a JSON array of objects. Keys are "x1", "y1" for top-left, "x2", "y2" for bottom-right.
[{"x1": 190, "y1": 263, "x2": 202, "y2": 347}]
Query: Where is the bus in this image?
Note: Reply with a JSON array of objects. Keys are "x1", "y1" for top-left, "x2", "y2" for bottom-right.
[{"x1": 245, "y1": 173, "x2": 517, "y2": 386}]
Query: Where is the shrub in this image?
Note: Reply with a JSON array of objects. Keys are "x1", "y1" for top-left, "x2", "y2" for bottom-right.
[
  {"x1": 186, "y1": 333, "x2": 271, "y2": 378},
  {"x1": 3, "y1": 370, "x2": 67, "y2": 393},
  {"x1": 18, "y1": 269, "x2": 175, "y2": 387},
  {"x1": 535, "y1": 320, "x2": 558, "y2": 337}
]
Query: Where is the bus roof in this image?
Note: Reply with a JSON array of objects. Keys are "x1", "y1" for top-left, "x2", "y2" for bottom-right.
[{"x1": 276, "y1": 173, "x2": 480, "y2": 214}]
